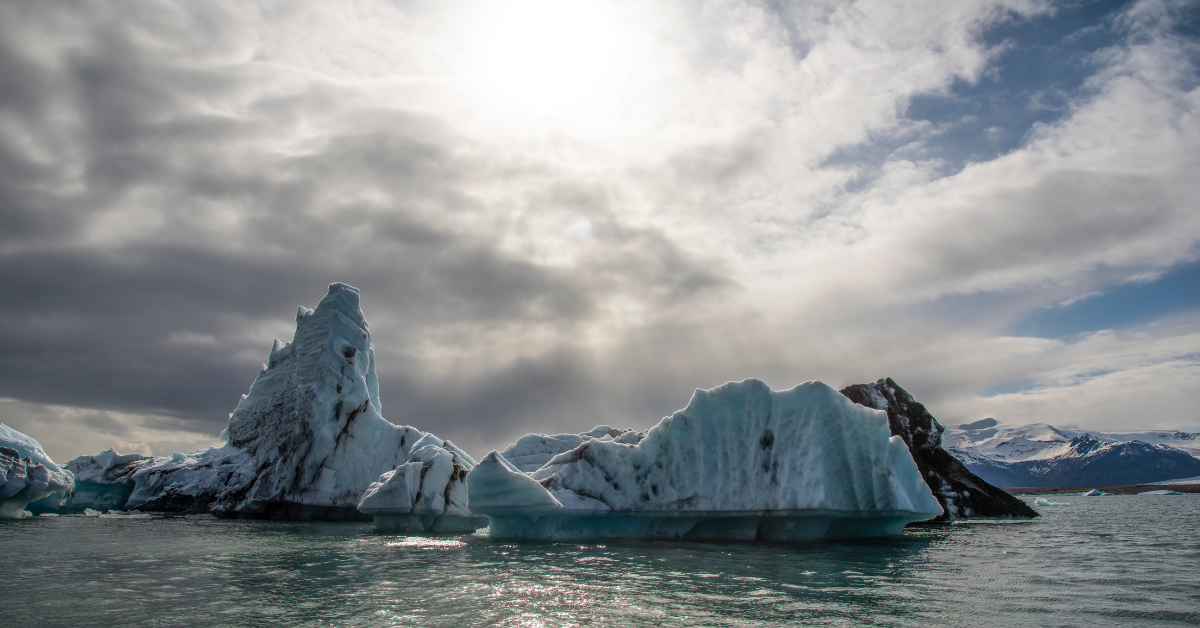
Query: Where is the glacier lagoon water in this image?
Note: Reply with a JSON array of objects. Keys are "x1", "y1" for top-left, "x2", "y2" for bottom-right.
[{"x1": 4, "y1": 496, "x2": 1198, "y2": 627}]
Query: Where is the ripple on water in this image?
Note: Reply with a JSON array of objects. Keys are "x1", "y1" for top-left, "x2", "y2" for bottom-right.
[{"x1": 2, "y1": 497, "x2": 1199, "y2": 627}]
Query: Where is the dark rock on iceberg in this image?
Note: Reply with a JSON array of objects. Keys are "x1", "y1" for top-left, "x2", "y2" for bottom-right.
[{"x1": 840, "y1": 378, "x2": 1038, "y2": 521}]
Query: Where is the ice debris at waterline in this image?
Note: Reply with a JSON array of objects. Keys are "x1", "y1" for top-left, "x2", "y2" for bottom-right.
[
  {"x1": 58, "y1": 284, "x2": 481, "y2": 528},
  {"x1": 840, "y1": 378, "x2": 1038, "y2": 521},
  {"x1": 467, "y1": 379, "x2": 945, "y2": 541},
  {"x1": 0, "y1": 424, "x2": 73, "y2": 519}
]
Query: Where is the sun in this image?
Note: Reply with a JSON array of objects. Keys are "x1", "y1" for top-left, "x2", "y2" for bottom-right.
[{"x1": 460, "y1": 0, "x2": 636, "y2": 123}]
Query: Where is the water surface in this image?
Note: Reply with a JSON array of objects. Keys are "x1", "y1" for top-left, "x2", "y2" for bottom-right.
[{"x1": 4, "y1": 496, "x2": 1198, "y2": 627}]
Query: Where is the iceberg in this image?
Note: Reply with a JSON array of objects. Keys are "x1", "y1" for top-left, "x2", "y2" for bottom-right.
[
  {"x1": 61, "y1": 448, "x2": 149, "y2": 512},
  {"x1": 59, "y1": 284, "x2": 482, "y2": 528},
  {"x1": 1081, "y1": 489, "x2": 1109, "y2": 496},
  {"x1": 0, "y1": 424, "x2": 74, "y2": 518},
  {"x1": 467, "y1": 379, "x2": 944, "y2": 541}
]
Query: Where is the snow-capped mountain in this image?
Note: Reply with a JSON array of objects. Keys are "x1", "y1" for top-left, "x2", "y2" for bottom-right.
[{"x1": 945, "y1": 419, "x2": 1200, "y2": 488}]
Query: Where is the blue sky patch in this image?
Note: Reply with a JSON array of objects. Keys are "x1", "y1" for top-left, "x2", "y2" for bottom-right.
[
  {"x1": 825, "y1": 0, "x2": 1141, "y2": 188},
  {"x1": 1009, "y1": 258, "x2": 1200, "y2": 339}
]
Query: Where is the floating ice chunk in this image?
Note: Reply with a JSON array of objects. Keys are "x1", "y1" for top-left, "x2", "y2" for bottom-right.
[
  {"x1": 1137, "y1": 489, "x2": 1184, "y2": 495},
  {"x1": 1081, "y1": 489, "x2": 1109, "y2": 496},
  {"x1": 469, "y1": 379, "x2": 943, "y2": 541},
  {"x1": 0, "y1": 424, "x2": 74, "y2": 519},
  {"x1": 1034, "y1": 497, "x2": 1065, "y2": 506},
  {"x1": 358, "y1": 434, "x2": 486, "y2": 532}
]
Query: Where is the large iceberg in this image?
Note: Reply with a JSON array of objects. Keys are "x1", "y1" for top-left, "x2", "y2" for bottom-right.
[
  {"x1": 467, "y1": 379, "x2": 944, "y2": 541},
  {"x1": 59, "y1": 283, "x2": 482, "y2": 527},
  {"x1": 1, "y1": 424, "x2": 74, "y2": 518}
]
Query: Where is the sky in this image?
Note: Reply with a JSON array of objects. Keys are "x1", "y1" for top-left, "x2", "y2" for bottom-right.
[{"x1": 1, "y1": 0, "x2": 1198, "y2": 462}]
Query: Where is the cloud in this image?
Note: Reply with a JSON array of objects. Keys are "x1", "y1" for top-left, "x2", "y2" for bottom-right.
[{"x1": 0, "y1": 0, "x2": 1198, "y2": 460}]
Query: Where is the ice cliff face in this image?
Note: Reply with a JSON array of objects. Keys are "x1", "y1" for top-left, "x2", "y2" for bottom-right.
[
  {"x1": 468, "y1": 379, "x2": 944, "y2": 541},
  {"x1": 840, "y1": 378, "x2": 1038, "y2": 521},
  {"x1": 0, "y1": 424, "x2": 74, "y2": 518},
  {"x1": 58, "y1": 284, "x2": 479, "y2": 525}
]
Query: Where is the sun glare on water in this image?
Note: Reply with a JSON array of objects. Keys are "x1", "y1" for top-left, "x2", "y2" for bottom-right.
[{"x1": 461, "y1": 0, "x2": 638, "y2": 125}]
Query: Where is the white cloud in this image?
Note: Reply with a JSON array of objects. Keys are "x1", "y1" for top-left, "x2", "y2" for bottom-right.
[{"x1": 0, "y1": 0, "x2": 1197, "y2": 455}]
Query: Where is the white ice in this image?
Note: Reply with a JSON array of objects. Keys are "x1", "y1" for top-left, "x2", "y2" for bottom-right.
[
  {"x1": 468, "y1": 379, "x2": 943, "y2": 541},
  {"x1": 1, "y1": 424, "x2": 74, "y2": 518},
  {"x1": 1034, "y1": 497, "x2": 1065, "y2": 506}
]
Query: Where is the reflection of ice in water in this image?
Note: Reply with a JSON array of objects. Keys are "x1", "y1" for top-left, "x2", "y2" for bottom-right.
[
  {"x1": 384, "y1": 537, "x2": 466, "y2": 549},
  {"x1": 567, "y1": 214, "x2": 592, "y2": 239}
]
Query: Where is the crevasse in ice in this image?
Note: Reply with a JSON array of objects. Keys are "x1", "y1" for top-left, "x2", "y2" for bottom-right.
[
  {"x1": 467, "y1": 379, "x2": 944, "y2": 540},
  {"x1": 57, "y1": 284, "x2": 481, "y2": 528},
  {"x1": 0, "y1": 424, "x2": 74, "y2": 518}
]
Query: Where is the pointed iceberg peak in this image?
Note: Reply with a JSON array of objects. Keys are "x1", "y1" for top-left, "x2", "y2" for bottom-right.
[
  {"x1": 317, "y1": 282, "x2": 367, "y2": 328},
  {"x1": 59, "y1": 283, "x2": 480, "y2": 529}
]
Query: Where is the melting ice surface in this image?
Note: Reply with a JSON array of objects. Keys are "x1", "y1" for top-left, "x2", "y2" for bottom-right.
[{"x1": 468, "y1": 379, "x2": 944, "y2": 540}]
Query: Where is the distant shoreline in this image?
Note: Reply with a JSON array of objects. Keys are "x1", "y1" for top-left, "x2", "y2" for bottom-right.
[{"x1": 1005, "y1": 483, "x2": 1200, "y2": 495}]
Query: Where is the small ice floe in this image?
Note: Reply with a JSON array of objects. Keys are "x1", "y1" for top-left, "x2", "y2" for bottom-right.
[
  {"x1": 1034, "y1": 497, "x2": 1066, "y2": 506},
  {"x1": 83, "y1": 508, "x2": 102, "y2": 516},
  {"x1": 99, "y1": 510, "x2": 151, "y2": 518},
  {"x1": 1081, "y1": 489, "x2": 1110, "y2": 496},
  {"x1": 1137, "y1": 489, "x2": 1184, "y2": 495}
]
